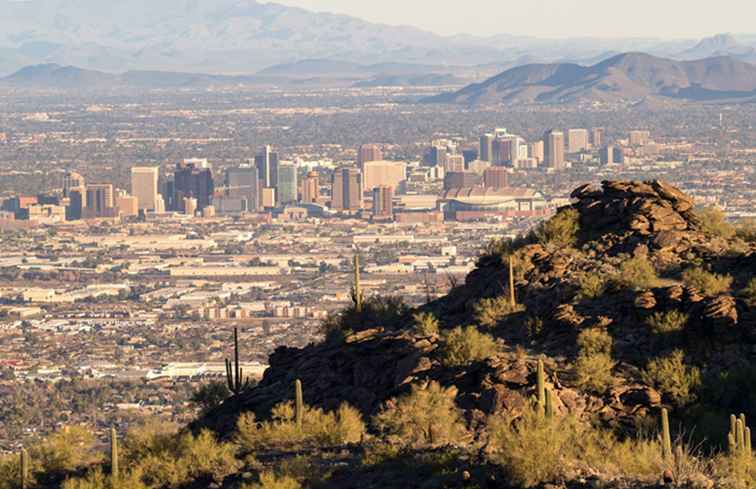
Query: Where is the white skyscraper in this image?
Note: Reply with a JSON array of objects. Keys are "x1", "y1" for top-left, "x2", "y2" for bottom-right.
[{"x1": 131, "y1": 167, "x2": 160, "y2": 211}]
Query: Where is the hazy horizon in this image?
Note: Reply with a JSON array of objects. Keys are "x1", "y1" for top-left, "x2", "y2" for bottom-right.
[{"x1": 265, "y1": 0, "x2": 756, "y2": 39}]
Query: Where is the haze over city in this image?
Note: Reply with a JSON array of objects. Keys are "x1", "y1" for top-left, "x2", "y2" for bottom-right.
[{"x1": 0, "y1": 2, "x2": 754, "y2": 489}]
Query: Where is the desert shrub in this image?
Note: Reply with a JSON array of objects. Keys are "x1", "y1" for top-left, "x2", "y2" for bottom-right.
[
  {"x1": 741, "y1": 278, "x2": 756, "y2": 306},
  {"x1": 373, "y1": 381, "x2": 467, "y2": 447},
  {"x1": 643, "y1": 350, "x2": 701, "y2": 407},
  {"x1": 191, "y1": 381, "x2": 230, "y2": 415},
  {"x1": 525, "y1": 316, "x2": 544, "y2": 339},
  {"x1": 440, "y1": 326, "x2": 498, "y2": 367},
  {"x1": 122, "y1": 420, "x2": 181, "y2": 466},
  {"x1": 534, "y1": 208, "x2": 580, "y2": 248},
  {"x1": 577, "y1": 328, "x2": 612, "y2": 356},
  {"x1": 242, "y1": 472, "x2": 302, "y2": 489},
  {"x1": 735, "y1": 218, "x2": 756, "y2": 243},
  {"x1": 713, "y1": 453, "x2": 756, "y2": 489},
  {"x1": 478, "y1": 235, "x2": 533, "y2": 266},
  {"x1": 646, "y1": 310, "x2": 689, "y2": 335},
  {"x1": 61, "y1": 468, "x2": 108, "y2": 489},
  {"x1": 682, "y1": 268, "x2": 733, "y2": 296},
  {"x1": 575, "y1": 329, "x2": 615, "y2": 395},
  {"x1": 236, "y1": 401, "x2": 365, "y2": 451},
  {"x1": 178, "y1": 430, "x2": 239, "y2": 483},
  {"x1": 696, "y1": 206, "x2": 736, "y2": 239},
  {"x1": 577, "y1": 272, "x2": 608, "y2": 300},
  {"x1": 615, "y1": 256, "x2": 658, "y2": 290},
  {"x1": 473, "y1": 296, "x2": 523, "y2": 328},
  {"x1": 413, "y1": 312, "x2": 439, "y2": 336},
  {"x1": 33, "y1": 426, "x2": 99, "y2": 478},
  {"x1": 0, "y1": 453, "x2": 23, "y2": 489},
  {"x1": 576, "y1": 352, "x2": 615, "y2": 395},
  {"x1": 324, "y1": 295, "x2": 410, "y2": 337}
]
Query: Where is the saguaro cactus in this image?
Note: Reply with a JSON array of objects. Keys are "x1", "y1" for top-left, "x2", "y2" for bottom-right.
[
  {"x1": 352, "y1": 253, "x2": 363, "y2": 312},
  {"x1": 536, "y1": 358, "x2": 546, "y2": 413},
  {"x1": 545, "y1": 388, "x2": 555, "y2": 419},
  {"x1": 508, "y1": 255, "x2": 516, "y2": 308},
  {"x1": 225, "y1": 327, "x2": 249, "y2": 395},
  {"x1": 661, "y1": 408, "x2": 672, "y2": 461},
  {"x1": 295, "y1": 379, "x2": 304, "y2": 431},
  {"x1": 728, "y1": 413, "x2": 751, "y2": 462},
  {"x1": 20, "y1": 448, "x2": 29, "y2": 489},
  {"x1": 111, "y1": 426, "x2": 119, "y2": 482}
]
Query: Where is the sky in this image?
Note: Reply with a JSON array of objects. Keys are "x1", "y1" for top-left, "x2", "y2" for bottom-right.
[{"x1": 265, "y1": 0, "x2": 755, "y2": 39}]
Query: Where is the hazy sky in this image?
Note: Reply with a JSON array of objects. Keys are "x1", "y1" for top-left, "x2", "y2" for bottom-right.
[{"x1": 266, "y1": 0, "x2": 754, "y2": 39}]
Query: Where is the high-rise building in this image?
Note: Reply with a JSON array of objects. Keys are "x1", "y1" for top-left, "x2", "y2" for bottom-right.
[
  {"x1": 255, "y1": 145, "x2": 279, "y2": 188},
  {"x1": 372, "y1": 186, "x2": 394, "y2": 218},
  {"x1": 277, "y1": 161, "x2": 298, "y2": 205},
  {"x1": 444, "y1": 172, "x2": 482, "y2": 191},
  {"x1": 116, "y1": 194, "x2": 139, "y2": 217},
  {"x1": 174, "y1": 161, "x2": 214, "y2": 212},
  {"x1": 131, "y1": 167, "x2": 160, "y2": 212},
  {"x1": 600, "y1": 145, "x2": 625, "y2": 165},
  {"x1": 361, "y1": 160, "x2": 406, "y2": 192},
  {"x1": 63, "y1": 171, "x2": 86, "y2": 198},
  {"x1": 529, "y1": 141, "x2": 544, "y2": 163},
  {"x1": 224, "y1": 166, "x2": 259, "y2": 212},
  {"x1": 301, "y1": 171, "x2": 320, "y2": 204},
  {"x1": 629, "y1": 130, "x2": 651, "y2": 146},
  {"x1": 85, "y1": 183, "x2": 114, "y2": 217},
  {"x1": 483, "y1": 167, "x2": 509, "y2": 189},
  {"x1": 442, "y1": 154, "x2": 465, "y2": 173},
  {"x1": 358, "y1": 144, "x2": 383, "y2": 165},
  {"x1": 261, "y1": 188, "x2": 277, "y2": 208},
  {"x1": 567, "y1": 129, "x2": 589, "y2": 153},
  {"x1": 184, "y1": 197, "x2": 198, "y2": 216},
  {"x1": 479, "y1": 134, "x2": 494, "y2": 162},
  {"x1": 462, "y1": 149, "x2": 478, "y2": 164},
  {"x1": 591, "y1": 128, "x2": 604, "y2": 149},
  {"x1": 543, "y1": 130, "x2": 565, "y2": 169},
  {"x1": 331, "y1": 168, "x2": 363, "y2": 211}
]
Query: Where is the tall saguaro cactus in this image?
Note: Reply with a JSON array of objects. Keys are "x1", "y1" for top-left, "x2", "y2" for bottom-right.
[
  {"x1": 111, "y1": 426, "x2": 119, "y2": 483},
  {"x1": 508, "y1": 255, "x2": 516, "y2": 308},
  {"x1": 225, "y1": 327, "x2": 249, "y2": 395},
  {"x1": 295, "y1": 379, "x2": 304, "y2": 432},
  {"x1": 352, "y1": 253, "x2": 363, "y2": 312},
  {"x1": 20, "y1": 448, "x2": 29, "y2": 489},
  {"x1": 536, "y1": 358, "x2": 546, "y2": 413},
  {"x1": 728, "y1": 413, "x2": 752, "y2": 463},
  {"x1": 661, "y1": 408, "x2": 672, "y2": 461}
]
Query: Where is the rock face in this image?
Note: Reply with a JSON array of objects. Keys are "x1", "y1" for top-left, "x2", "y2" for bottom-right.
[{"x1": 197, "y1": 180, "x2": 756, "y2": 440}]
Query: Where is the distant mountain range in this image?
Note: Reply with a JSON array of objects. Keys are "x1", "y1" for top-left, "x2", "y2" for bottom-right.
[
  {"x1": 424, "y1": 53, "x2": 756, "y2": 106},
  {"x1": 0, "y1": 0, "x2": 755, "y2": 77}
]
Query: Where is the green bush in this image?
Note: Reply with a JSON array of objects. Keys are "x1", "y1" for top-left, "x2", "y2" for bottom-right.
[
  {"x1": 696, "y1": 206, "x2": 736, "y2": 239},
  {"x1": 473, "y1": 296, "x2": 523, "y2": 328},
  {"x1": 575, "y1": 353, "x2": 615, "y2": 395},
  {"x1": 191, "y1": 381, "x2": 230, "y2": 415},
  {"x1": 577, "y1": 328, "x2": 613, "y2": 356},
  {"x1": 735, "y1": 218, "x2": 756, "y2": 243},
  {"x1": 577, "y1": 272, "x2": 608, "y2": 300},
  {"x1": 682, "y1": 268, "x2": 733, "y2": 296},
  {"x1": 643, "y1": 350, "x2": 701, "y2": 407},
  {"x1": 235, "y1": 401, "x2": 366, "y2": 451},
  {"x1": 373, "y1": 381, "x2": 468, "y2": 447},
  {"x1": 413, "y1": 312, "x2": 439, "y2": 336},
  {"x1": 242, "y1": 472, "x2": 302, "y2": 489},
  {"x1": 440, "y1": 326, "x2": 498, "y2": 367},
  {"x1": 646, "y1": 310, "x2": 688, "y2": 335},
  {"x1": 616, "y1": 256, "x2": 658, "y2": 290},
  {"x1": 534, "y1": 208, "x2": 580, "y2": 248},
  {"x1": 33, "y1": 426, "x2": 100, "y2": 478},
  {"x1": 741, "y1": 278, "x2": 756, "y2": 306},
  {"x1": 322, "y1": 295, "x2": 410, "y2": 337}
]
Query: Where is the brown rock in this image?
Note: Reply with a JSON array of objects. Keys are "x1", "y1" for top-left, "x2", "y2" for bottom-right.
[
  {"x1": 703, "y1": 295, "x2": 738, "y2": 327},
  {"x1": 635, "y1": 291, "x2": 657, "y2": 310}
]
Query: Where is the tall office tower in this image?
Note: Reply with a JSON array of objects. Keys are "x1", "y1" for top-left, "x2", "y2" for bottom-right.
[
  {"x1": 483, "y1": 167, "x2": 509, "y2": 189},
  {"x1": 591, "y1": 128, "x2": 604, "y2": 148},
  {"x1": 277, "y1": 161, "x2": 298, "y2": 205},
  {"x1": 362, "y1": 160, "x2": 407, "y2": 192},
  {"x1": 255, "y1": 145, "x2": 279, "y2": 188},
  {"x1": 467, "y1": 160, "x2": 491, "y2": 175},
  {"x1": 62, "y1": 171, "x2": 86, "y2": 198},
  {"x1": 85, "y1": 183, "x2": 114, "y2": 217},
  {"x1": 117, "y1": 194, "x2": 139, "y2": 217},
  {"x1": 443, "y1": 154, "x2": 465, "y2": 173},
  {"x1": 462, "y1": 149, "x2": 478, "y2": 164},
  {"x1": 183, "y1": 197, "x2": 198, "y2": 216},
  {"x1": 225, "y1": 166, "x2": 259, "y2": 212},
  {"x1": 543, "y1": 130, "x2": 565, "y2": 169},
  {"x1": 492, "y1": 138, "x2": 512, "y2": 165},
  {"x1": 629, "y1": 130, "x2": 651, "y2": 146},
  {"x1": 331, "y1": 168, "x2": 363, "y2": 211},
  {"x1": 479, "y1": 134, "x2": 494, "y2": 162},
  {"x1": 372, "y1": 186, "x2": 394, "y2": 218},
  {"x1": 261, "y1": 187, "x2": 277, "y2": 208},
  {"x1": 174, "y1": 161, "x2": 214, "y2": 212},
  {"x1": 163, "y1": 179, "x2": 175, "y2": 211},
  {"x1": 66, "y1": 189, "x2": 85, "y2": 220},
  {"x1": 443, "y1": 172, "x2": 482, "y2": 191},
  {"x1": 567, "y1": 129, "x2": 589, "y2": 153},
  {"x1": 358, "y1": 144, "x2": 383, "y2": 166},
  {"x1": 301, "y1": 171, "x2": 320, "y2": 204},
  {"x1": 529, "y1": 141, "x2": 545, "y2": 163},
  {"x1": 131, "y1": 167, "x2": 160, "y2": 211},
  {"x1": 601, "y1": 145, "x2": 625, "y2": 165}
]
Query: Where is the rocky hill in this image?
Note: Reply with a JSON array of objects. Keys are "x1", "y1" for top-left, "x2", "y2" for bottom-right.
[
  {"x1": 197, "y1": 181, "x2": 755, "y2": 447},
  {"x1": 425, "y1": 53, "x2": 756, "y2": 105}
]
